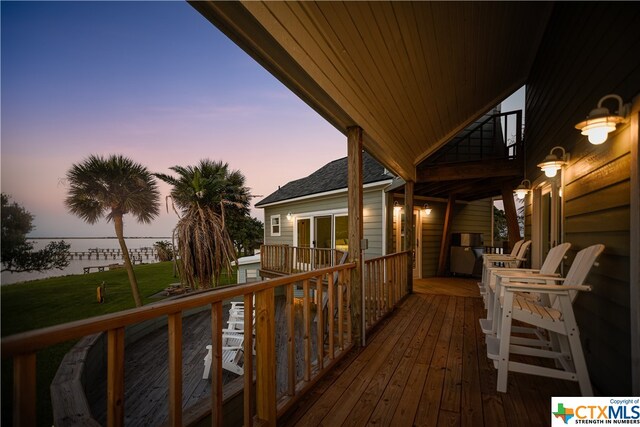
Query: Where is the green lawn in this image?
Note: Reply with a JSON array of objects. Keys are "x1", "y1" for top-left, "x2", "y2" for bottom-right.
[{"x1": 1, "y1": 262, "x2": 236, "y2": 426}]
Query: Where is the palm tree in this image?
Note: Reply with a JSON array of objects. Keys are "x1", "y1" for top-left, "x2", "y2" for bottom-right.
[
  {"x1": 156, "y1": 160, "x2": 250, "y2": 289},
  {"x1": 66, "y1": 155, "x2": 160, "y2": 307}
]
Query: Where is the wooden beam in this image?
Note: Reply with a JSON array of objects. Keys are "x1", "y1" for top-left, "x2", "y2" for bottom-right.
[
  {"x1": 167, "y1": 313, "x2": 182, "y2": 427},
  {"x1": 501, "y1": 186, "x2": 521, "y2": 249},
  {"x1": 404, "y1": 181, "x2": 414, "y2": 292},
  {"x1": 347, "y1": 126, "x2": 363, "y2": 346},
  {"x1": 418, "y1": 158, "x2": 522, "y2": 182},
  {"x1": 13, "y1": 353, "x2": 36, "y2": 427},
  {"x1": 107, "y1": 328, "x2": 125, "y2": 427},
  {"x1": 630, "y1": 95, "x2": 640, "y2": 395},
  {"x1": 243, "y1": 294, "x2": 254, "y2": 427},
  {"x1": 255, "y1": 288, "x2": 276, "y2": 426},
  {"x1": 211, "y1": 302, "x2": 223, "y2": 427},
  {"x1": 437, "y1": 194, "x2": 456, "y2": 276}
]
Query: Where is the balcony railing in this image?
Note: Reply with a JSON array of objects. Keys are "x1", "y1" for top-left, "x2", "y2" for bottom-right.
[
  {"x1": 364, "y1": 252, "x2": 410, "y2": 331},
  {"x1": 2, "y1": 250, "x2": 410, "y2": 426},
  {"x1": 260, "y1": 244, "x2": 347, "y2": 275}
]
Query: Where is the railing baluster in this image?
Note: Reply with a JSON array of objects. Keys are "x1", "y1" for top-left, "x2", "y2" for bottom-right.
[
  {"x1": 328, "y1": 272, "x2": 335, "y2": 359},
  {"x1": 338, "y1": 270, "x2": 344, "y2": 350},
  {"x1": 286, "y1": 283, "x2": 296, "y2": 396},
  {"x1": 303, "y1": 279, "x2": 311, "y2": 381},
  {"x1": 211, "y1": 302, "x2": 223, "y2": 427},
  {"x1": 316, "y1": 274, "x2": 324, "y2": 370},
  {"x1": 107, "y1": 327, "x2": 125, "y2": 427},
  {"x1": 255, "y1": 288, "x2": 276, "y2": 426},
  {"x1": 168, "y1": 312, "x2": 182, "y2": 427},
  {"x1": 244, "y1": 293, "x2": 254, "y2": 427},
  {"x1": 13, "y1": 352, "x2": 36, "y2": 427}
]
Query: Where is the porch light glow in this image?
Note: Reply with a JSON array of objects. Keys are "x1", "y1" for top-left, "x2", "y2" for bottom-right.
[
  {"x1": 514, "y1": 179, "x2": 531, "y2": 200},
  {"x1": 393, "y1": 201, "x2": 402, "y2": 212},
  {"x1": 422, "y1": 203, "x2": 432, "y2": 215},
  {"x1": 575, "y1": 94, "x2": 628, "y2": 145},
  {"x1": 286, "y1": 212, "x2": 292, "y2": 221},
  {"x1": 537, "y1": 146, "x2": 568, "y2": 178}
]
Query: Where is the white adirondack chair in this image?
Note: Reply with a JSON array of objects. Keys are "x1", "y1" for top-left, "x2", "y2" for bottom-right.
[
  {"x1": 203, "y1": 301, "x2": 255, "y2": 379},
  {"x1": 479, "y1": 240, "x2": 531, "y2": 305},
  {"x1": 203, "y1": 332, "x2": 245, "y2": 378},
  {"x1": 479, "y1": 239, "x2": 524, "y2": 285},
  {"x1": 479, "y1": 242, "x2": 571, "y2": 335},
  {"x1": 486, "y1": 244, "x2": 604, "y2": 395}
]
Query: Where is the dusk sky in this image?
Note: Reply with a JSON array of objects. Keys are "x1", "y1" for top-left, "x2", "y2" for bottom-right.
[{"x1": 1, "y1": 1, "x2": 346, "y2": 237}]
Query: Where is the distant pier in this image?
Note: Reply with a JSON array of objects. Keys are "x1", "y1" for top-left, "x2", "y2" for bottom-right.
[{"x1": 70, "y1": 247, "x2": 159, "y2": 261}]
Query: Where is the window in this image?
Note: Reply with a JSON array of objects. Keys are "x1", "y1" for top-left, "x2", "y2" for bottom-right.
[
  {"x1": 270, "y1": 214, "x2": 281, "y2": 236},
  {"x1": 334, "y1": 215, "x2": 349, "y2": 251}
]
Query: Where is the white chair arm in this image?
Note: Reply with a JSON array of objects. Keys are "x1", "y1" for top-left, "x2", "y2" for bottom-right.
[
  {"x1": 489, "y1": 268, "x2": 542, "y2": 275},
  {"x1": 497, "y1": 273, "x2": 564, "y2": 282},
  {"x1": 503, "y1": 282, "x2": 591, "y2": 293}
]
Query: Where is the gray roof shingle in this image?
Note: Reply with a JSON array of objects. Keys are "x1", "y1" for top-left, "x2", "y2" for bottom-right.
[{"x1": 255, "y1": 152, "x2": 393, "y2": 207}]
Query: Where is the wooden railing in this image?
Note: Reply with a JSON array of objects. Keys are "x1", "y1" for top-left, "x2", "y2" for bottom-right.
[
  {"x1": 363, "y1": 251, "x2": 410, "y2": 331},
  {"x1": 1, "y1": 263, "x2": 355, "y2": 427},
  {"x1": 260, "y1": 245, "x2": 346, "y2": 275}
]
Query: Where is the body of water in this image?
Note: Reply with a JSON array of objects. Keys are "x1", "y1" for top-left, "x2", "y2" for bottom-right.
[{"x1": 1, "y1": 237, "x2": 172, "y2": 285}]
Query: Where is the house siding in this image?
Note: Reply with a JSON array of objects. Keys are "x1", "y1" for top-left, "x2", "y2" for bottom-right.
[
  {"x1": 395, "y1": 198, "x2": 492, "y2": 278},
  {"x1": 525, "y1": 3, "x2": 640, "y2": 394},
  {"x1": 261, "y1": 186, "x2": 386, "y2": 258}
]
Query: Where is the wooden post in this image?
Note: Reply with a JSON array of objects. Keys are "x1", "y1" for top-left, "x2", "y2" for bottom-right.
[
  {"x1": 13, "y1": 353, "x2": 36, "y2": 427},
  {"x1": 347, "y1": 126, "x2": 363, "y2": 346},
  {"x1": 167, "y1": 313, "x2": 182, "y2": 427},
  {"x1": 404, "y1": 181, "x2": 414, "y2": 293},
  {"x1": 437, "y1": 194, "x2": 456, "y2": 276},
  {"x1": 243, "y1": 294, "x2": 254, "y2": 427},
  {"x1": 501, "y1": 186, "x2": 521, "y2": 250},
  {"x1": 255, "y1": 288, "x2": 276, "y2": 426},
  {"x1": 211, "y1": 302, "x2": 223, "y2": 427},
  {"x1": 630, "y1": 96, "x2": 640, "y2": 395},
  {"x1": 107, "y1": 328, "x2": 125, "y2": 427}
]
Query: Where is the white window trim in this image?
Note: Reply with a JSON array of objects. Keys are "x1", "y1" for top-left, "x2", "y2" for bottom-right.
[{"x1": 270, "y1": 214, "x2": 281, "y2": 237}]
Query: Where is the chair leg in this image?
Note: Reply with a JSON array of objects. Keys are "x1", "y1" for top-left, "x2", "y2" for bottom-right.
[
  {"x1": 496, "y1": 291, "x2": 514, "y2": 393},
  {"x1": 559, "y1": 296, "x2": 593, "y2": 396}
]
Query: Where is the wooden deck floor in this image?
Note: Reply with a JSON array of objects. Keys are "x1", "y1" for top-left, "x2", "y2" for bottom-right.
[{"x1": 279, "y1": 277, "x2": 580, "y2": 427}]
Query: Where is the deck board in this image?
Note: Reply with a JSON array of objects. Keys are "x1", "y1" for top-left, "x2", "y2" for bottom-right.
[{"x1": 281, "y1": 277, "x2": 581, "y2": 427}]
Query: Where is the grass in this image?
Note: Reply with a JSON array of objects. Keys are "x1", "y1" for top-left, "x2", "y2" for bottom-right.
[{"x1": 1, "y1": 262, "x2": 237, "y2": 426}]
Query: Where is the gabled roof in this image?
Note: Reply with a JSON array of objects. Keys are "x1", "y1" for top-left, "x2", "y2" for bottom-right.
[{"x1": 255, "y1": 151, "x2": 393, "y2": 207}]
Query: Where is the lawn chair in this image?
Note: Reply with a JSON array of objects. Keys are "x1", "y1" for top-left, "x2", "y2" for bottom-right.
[
  {"x1": 486, "y1": 244, "x2": 604, "y2": 395},
  {"x1": 203, "y1": 301, "x2": 255, "y2": 379},
  {"x1": 479, "y1": 240, "x2": 531, "y2": 305},
  {"x1": 479, "y1": 242, "x2": 570, "y2": 335},
  {"x1": 203, "y1": 332, "x2": 245, "y2": 378}
]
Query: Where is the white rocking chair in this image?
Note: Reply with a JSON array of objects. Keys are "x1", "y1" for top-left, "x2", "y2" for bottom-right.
[{"x1": 487, "y1": 244, "x2": 604, "y2": 395}]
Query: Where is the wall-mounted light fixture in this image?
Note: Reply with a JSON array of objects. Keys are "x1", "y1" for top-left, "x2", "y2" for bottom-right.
[
  {"x1": 575, "y1": 94, "x2": 629, "y2": 145},
  {"x1": 537, "y1": 146, "x2": 569, "y2": 178},
  {"x1": 393, "y1": 201, "x2": 402, "y2": 212},
  {"x1": 514, "y1": 179, "x2": 531, "y2": 200},
  {"x1": 422, "y1": 203, "x2": 432, "y2": 216},
  {"x1": 286, "y1": 212, "x2": 292, "y2": 221}
]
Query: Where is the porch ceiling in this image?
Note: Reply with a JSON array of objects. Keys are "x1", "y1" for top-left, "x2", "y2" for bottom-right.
[{"x1": 191, "y1": 1, "x2": 552, "y2": 182}]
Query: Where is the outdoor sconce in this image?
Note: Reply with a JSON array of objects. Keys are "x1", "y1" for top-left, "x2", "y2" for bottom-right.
[
  {"x1": 514, "y1": 179, "x2": 531, "y2": 200},
  {"x1": 575, "y1": 94, "x2": 629, "y2": 145},
  {"x1": 422, "y1": 203, "x2": 432, "y2": 216},
  {"x1": 538, "y1": 146, "x2": 569, "y2": 178},
  {"x1": 393, "y1": 201, "x2": 402, "y2": 212},
  {"x1": 286, "y1": 212, "x2": 292, "y2": 221}
]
